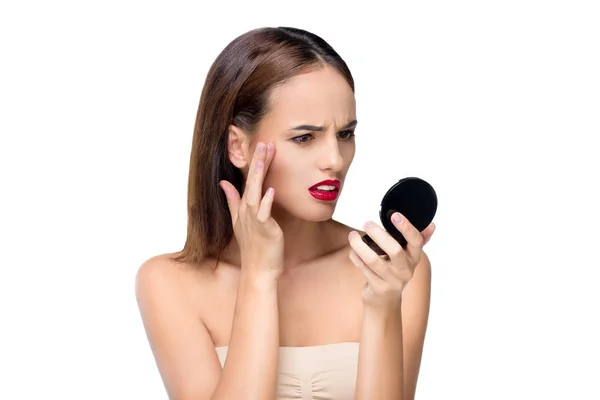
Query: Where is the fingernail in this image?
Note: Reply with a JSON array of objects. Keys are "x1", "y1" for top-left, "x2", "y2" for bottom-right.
[
  {"x1": 267, "y1": 143, "x2": 273, "y2": 152},
  {"x1": 392, "y1": 213, "x2": 402, "y2": 224},
  {"x1": 257, "y1": 142, "x2": 265, "y2": 153}
]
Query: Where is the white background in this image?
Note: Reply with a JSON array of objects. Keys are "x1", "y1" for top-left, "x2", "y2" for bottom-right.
[{"x1": 1, "y1": 0, "x2": 599, "y2": 399}]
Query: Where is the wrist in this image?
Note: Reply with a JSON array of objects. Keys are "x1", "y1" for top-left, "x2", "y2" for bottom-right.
[
  {"x1": 361, "y1": 302, "x2": 403, "y2": 336},
  {"x1": 362, "y1": 293, "x2": 402, "y2": 311},
  {"x1": 362, "y1": 299, "x2": 402, "y2": 318},
  {"x1": 239, "y1": 270, "x2": 280, "y2": 290}
]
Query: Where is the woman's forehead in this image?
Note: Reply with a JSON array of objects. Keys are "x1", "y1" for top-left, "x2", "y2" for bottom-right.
[{"x1": 263, "y1": 68, "x2": 356, "y2": 131}]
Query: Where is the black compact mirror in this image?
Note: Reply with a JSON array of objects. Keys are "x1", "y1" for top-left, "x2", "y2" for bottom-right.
[{"x1": 361, "y1": 177, "x2": 437, "y2": 256}]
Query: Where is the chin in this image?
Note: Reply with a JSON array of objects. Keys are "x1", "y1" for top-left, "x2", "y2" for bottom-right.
[
  {"x1": 273, "y1": 194, "x2": 338, "y2": 222},
  {"x1": 305, "y1": 207, "x2": 336, "y2": 222},
  {"x1": 303, "y1": 191, "x2": 340, "y2": 220}
]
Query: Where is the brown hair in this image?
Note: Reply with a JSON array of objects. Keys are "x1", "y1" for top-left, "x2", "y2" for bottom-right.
[{"x1": 172, "y1": 27, "x2": 355, "y2": 267}]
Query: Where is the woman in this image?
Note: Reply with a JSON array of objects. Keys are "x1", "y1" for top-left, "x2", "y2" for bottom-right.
[{"x1": 136, "y1": 26, "x2": 436, "y2": 400}]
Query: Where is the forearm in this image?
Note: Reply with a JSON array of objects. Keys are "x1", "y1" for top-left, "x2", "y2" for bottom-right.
[
  {"x1": 210, "y1": 273, "x2": 279, "y2": 400},
  {"x1": 355, "y1": 303, "x2": 404, "y2": 400}
]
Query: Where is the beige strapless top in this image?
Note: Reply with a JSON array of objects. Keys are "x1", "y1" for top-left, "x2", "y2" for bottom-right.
[{"x1": 215, "y1": 342, "x2": 359, "y2": 400}]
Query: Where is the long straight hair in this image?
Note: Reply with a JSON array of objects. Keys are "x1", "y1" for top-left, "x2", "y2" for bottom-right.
[{"x1": 172, "y1": 27, "x2": 354, "y2": 267}]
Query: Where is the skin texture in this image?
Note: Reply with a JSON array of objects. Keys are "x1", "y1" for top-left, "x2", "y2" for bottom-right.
[{"x1": 136, "y1": 65, "x2": 435, "y2": 400}]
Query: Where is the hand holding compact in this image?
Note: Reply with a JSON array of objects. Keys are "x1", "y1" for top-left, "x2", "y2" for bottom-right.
[
  {"x1": 349, "y1": 214, "x2": 435, "y2": 307},
  {"x1": 348, "y1": 177, "x2": 438, "y2": 307}
]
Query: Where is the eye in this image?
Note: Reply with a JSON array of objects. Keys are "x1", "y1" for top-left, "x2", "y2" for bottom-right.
[
  {"x1": 291, "y1": 134, "x2": 314, "y2": 144},
  {"x1": 338, "y1": 130, "x2": 355, "y2": 140}
]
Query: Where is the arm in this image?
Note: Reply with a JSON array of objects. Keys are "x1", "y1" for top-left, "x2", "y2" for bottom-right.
[
  {"x1": 210, "y1": 271, "x2": 280, "y2": 400},
  {"x1": 354, "y1": 252, "x2": 432, "y2": 400},
  {"x1": 135, "y1": 256, "x2": 280, "y2": 400}
]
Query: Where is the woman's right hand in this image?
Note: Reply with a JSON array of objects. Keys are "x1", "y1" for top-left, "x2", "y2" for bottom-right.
[{"x1": 219, "y1": 141, "x2": 284, "y2": 279}]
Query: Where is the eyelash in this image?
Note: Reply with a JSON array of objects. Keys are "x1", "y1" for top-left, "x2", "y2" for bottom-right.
[{"x1": 292, "y1": 130, "x2": 356, "y2": 145}]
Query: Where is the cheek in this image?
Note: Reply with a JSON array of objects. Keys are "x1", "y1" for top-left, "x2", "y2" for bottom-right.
[
  {"x1": 341, "y1": 143, "x2": 356, "y2": 166},
  {"x1": 346, "y1": 144, "x2": 356, "y2": 158},
  {"x1": 263, "y1": 156, "x2": 300, "y2": 191},
  {"x1": 263, "y1": 156, "x2": 285, "y2": 188}
]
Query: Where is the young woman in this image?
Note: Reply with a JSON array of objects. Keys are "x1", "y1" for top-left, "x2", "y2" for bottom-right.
[{"x1": 136, "y1": 26, "x2": 436, "y2": 400}]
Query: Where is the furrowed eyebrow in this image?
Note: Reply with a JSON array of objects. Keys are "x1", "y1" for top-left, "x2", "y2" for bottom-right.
[{"x1": 289, "y1": 119, "x2": 357, "y2": 132}]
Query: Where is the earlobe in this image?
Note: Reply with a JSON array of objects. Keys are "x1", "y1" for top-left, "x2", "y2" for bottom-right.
[{"x1": 227, "y1": 124, "x2": 249, "y2": 169}]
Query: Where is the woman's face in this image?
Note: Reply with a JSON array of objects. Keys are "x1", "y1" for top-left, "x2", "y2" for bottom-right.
[{"x1": 253, "y1": 66, "x2": 357, "y2": 222}]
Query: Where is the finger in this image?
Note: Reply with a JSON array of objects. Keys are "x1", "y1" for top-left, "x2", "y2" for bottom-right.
[
  {"x1": 348, "y1": 231, "x2": 392, "y2": 280},
  {"x1": 219, "y1": 180, "x2": 240, "y2": 223},
  {"x1": 421, "y1": 222, "x2": 436, "y2": 246},
  {"x1": 349, "y1": 249, "x2": 384, "y2": 282},
  {"x1": 362, "y1": 221, "x2": 405, "y2": 263},
  {"x1": 244, "y1": 142, "x2": 269, "y2": 208},
  {"x1": 362, "y1": 221, "x2": 414, "y2": 281},
  {"x1": 256, "y1": 187, "x2": 275, "y2": 223},
  {"x1": 391, "y1": 212, "x2": 423, "y2": 265},
  {"x1": 263, "y1": 142, "x2": 275, "y2": 173}
]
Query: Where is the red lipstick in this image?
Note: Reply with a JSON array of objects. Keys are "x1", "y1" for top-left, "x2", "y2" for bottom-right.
[{"x1": 308, "y1": 179, "x2": 341, "y2": 201}]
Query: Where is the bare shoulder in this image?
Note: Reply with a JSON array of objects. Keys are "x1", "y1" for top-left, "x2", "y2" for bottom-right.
[
  {"x1": 135, "y1": 253, "x2": 223, "y2": 399},
  {"x1": 136, "y1": 253, "x2": 202, "y2": 317},
  {"x1": 136, "y1": 253, "x2": 183, "y2": 294},
  {"x1": 136, "y1": 253, "x2": 200, "y2": 299}
]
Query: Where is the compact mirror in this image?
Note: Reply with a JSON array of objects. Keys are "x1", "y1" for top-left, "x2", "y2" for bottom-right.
[{"x1": 361, "y1": 177, "x2": 437, "y2": 255}]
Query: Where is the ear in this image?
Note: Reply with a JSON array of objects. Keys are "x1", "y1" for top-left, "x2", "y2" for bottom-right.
[{"x1": 227, "y1": 124, "x2": 250, "y2": 169}]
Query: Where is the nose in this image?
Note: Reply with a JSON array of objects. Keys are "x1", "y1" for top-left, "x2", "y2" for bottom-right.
[{"x1": 318, "y1": 136, "x2": 344, "y2": 172}]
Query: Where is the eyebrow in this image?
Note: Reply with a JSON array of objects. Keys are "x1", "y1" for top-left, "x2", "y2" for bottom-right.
[{"x1": 289, "y1": 119, "x2": 358, "y2": 132}]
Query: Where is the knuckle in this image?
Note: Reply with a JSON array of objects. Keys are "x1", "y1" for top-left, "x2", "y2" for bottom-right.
[
  {"x1": 413, "y1": 234, "x2": 424, "y2": 247},
  {"x1": 388, "y1": 247, "x2": 403, "y2": 259},
  {"x1": 364, "y1": 254, "x2": 379, "y2": 266},
  {"x1": 244, "y1": 198, "x2": 258, "y2": 208},
  {"x1": 238, "y1": 202, "x2": 249, "y2": 214}
]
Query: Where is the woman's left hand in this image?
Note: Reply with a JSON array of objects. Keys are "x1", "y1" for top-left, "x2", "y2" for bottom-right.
[{"x1": 348, "y1": 212, "x2": 435, "y2": 308}]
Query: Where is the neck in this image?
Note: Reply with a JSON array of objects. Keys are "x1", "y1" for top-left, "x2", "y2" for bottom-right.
[{"x1": 222, "y1": 210, "x2": 344, "y2": 269}]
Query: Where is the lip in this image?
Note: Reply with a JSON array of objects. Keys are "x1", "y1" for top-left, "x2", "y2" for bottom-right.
[
  {"x1": 308, "y1": 179, "x2": 341, "y2": 191},
  {"x1": 308, "y1": 179, "x2": 341, "y2": 202}
]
